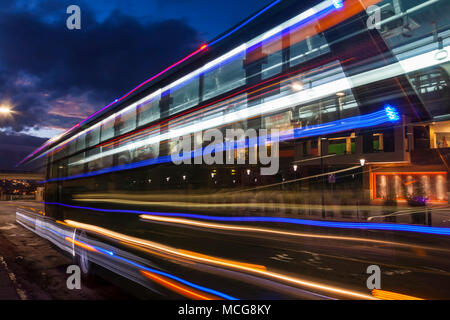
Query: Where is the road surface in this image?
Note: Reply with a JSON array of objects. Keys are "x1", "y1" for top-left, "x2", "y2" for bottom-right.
[{"x1": 0, "y1": 201, "x2": 132, "y2": 300}]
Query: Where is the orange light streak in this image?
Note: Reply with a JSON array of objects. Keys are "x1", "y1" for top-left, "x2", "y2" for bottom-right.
[
  {"x1": 140, "y1": 270, "x2": 217, "y2": 300},
  {"x1": 65, "y1": 236, "x2": 99, "y2": 253},
  {"x1": 371, "y1": 289, "x2": 424, "y2": 300},
  {"x1": 64, "y1": 219, "x2": 376, "y2": 299}
]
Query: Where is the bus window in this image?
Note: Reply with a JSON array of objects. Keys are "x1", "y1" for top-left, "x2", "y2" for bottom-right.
[
  {"x1": 100, "y1": 117, "x2": 115, "y2": 142},
  {"x1": 168, "y1": 77, "x2": 200, "y2": 115},
  {"x1": 137, "y1": 96, "x2": 160, "y2": 127},
  {"x1": 203, "y1": 50, "x2": 246, "y2": 101},
  {"x1": 116, "y1": 106, "x2": 137, "y2": 136}
]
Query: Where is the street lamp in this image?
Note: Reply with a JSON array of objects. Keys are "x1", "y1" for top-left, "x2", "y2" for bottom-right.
[
  {"x1": 360, "y1": 159, "x2": 366, "y2": 166},
  {"x1": 0, "y1": 106, "x2": 11, "y2": 115}
]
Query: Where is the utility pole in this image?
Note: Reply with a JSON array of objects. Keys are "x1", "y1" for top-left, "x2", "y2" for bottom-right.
[{"x1": 321, "y1": 136, "x2": 325, "y2": 219}]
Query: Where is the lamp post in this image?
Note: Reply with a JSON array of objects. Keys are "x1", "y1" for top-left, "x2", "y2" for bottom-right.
[
  {"x1": 357, "y1": 159, "x2": 366, "y2": 221},
  {"x1": 321, "y1": 137, "x2": 326, "y2": 219}
]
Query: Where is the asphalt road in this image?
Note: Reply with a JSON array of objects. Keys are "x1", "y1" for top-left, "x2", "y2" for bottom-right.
[{"x1": 0, "y1": 201, "x2": 132, "y2": 300}]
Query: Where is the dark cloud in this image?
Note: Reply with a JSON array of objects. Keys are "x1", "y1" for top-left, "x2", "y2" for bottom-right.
[
  {"x1": 0, "y1": 2, "x2": 202, "y2": 169},
  {"x1": 0, "y1": 0, "x2": 272, "y2": 170},
  {"x1": 0, "y1": 132, "x2": 47, "y2": 171}
]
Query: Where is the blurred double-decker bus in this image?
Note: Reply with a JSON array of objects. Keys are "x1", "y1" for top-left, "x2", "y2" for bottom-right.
[{"x1": 17, "y1": 0, "x2": 450, "y2": 299}]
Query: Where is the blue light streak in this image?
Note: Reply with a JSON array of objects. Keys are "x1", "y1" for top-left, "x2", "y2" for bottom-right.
[
  {"x1": 106, "y1": 253, "x2": 238, "y2": 300},
  {"x1": 43, "y1": 202, "x2": 450, "y2": 236},
  {"x1": 209, "y1": 0, "x2": 282, "y2": 46}
]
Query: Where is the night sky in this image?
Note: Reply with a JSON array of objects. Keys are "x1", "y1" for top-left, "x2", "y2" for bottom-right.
[{"x1": 0, "y1": 0, "x2": 273, "y2": 170}]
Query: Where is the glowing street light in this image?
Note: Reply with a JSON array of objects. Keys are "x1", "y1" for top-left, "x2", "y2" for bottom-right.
[
  {"x1": 360, "y1": 159, "x2": 366, "y2": 166},
  {"x1": 0, "y1": 106, "x2": 11, "y2": 115}
]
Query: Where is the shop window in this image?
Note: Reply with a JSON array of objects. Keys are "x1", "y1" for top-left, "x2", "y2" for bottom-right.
[
  {"x1": 328, "y1": 136, "x2": 356, "y2": 155},
  {"x1": 373, "y1": 133, "x2": 384, "y2": 151}
]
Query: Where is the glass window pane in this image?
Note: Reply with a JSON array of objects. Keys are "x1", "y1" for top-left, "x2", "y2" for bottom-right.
[
  {"x1": 262, "y1": 33, "x2": 282, "y2": 80},
  {"x1": 101, "y1": 117, "x2": 115, "y2": 142},
  {"x1": 203, "y1": 52, "x2": 246, "y2": 101},
  {"x1": 75, "y1": 134, "x2": 85, "y2": 152},
  {"x1": 169, "y1": 77, "x2": 199, "y2": 115},
  {"x1": 116, "y1": 107, "x2": 136, "y2": 136},
  {"x1": 68, "y1": 153, "x2": 84, "y2": 176},
  {"x1": 85, "y1": 125, "x2": 100, "y2": 148},
  {"x1": 86, "y1": 148, "x2": 102, "y2": 172},
  {"x1": 290, "y1": 33, "x2": 329, "y2": 67},
  {"x1": 138, "y1": 96, "x2": 160, "y2": 127}
]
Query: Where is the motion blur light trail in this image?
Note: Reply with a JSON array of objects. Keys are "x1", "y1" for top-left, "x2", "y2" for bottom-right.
[
  {"x1": 140, "y1": 270, "x2": 219, "y2": 300},
  {"x1": 65, "y1": 237, "x2": 99, "y2": 253},
  {"x1": 40, "y1": 107, "x2": 399, "y2": 183},
  {"x1": 64, "y1": 219, "x2": 268, "y2": 273},
  {"x1": 45, "y1": 202, "x2": 450, "y2": 236},
  {"x1": 138, "y1": 214, "x2": 447, "y2": 252},
  {"x1": 20, "y1": 0, "x2": 382, "y2": 166},
  {"x1": 371, "y1": 289, "x2": 423, "y2": 300},
  {"x1": 98, "y1": 59, "x2": 351, "y2": 150},
  {"x1": 16, "y1": 210, "x2": 236, "y2": 300},
  {"x1": 63, "y1": 219, "x2": 376, "y2": 299},
  {"x1": 18, "y1": 208, "x2": 428, "y2": 300}
]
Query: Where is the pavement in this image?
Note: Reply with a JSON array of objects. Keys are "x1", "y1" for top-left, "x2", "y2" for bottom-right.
[{"x1": 0, "y1": 201, "x2": 132, "y2": 300}]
